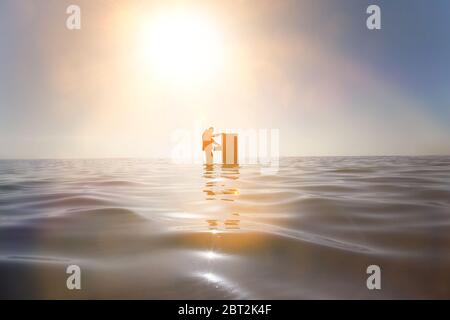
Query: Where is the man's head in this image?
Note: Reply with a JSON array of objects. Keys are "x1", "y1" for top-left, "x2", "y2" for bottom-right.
[{"x1": 209, "y1": 127, "x2": 214, "y2": 132}]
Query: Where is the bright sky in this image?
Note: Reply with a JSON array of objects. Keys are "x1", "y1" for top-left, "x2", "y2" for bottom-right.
[{"x1": 0, "y1": 0, "x2": 449, "y2": 158}]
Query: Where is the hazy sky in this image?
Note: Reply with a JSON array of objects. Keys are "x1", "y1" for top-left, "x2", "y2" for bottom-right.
[{"x1": 1, "y1": 0, "x2": 449, "y2": 158}]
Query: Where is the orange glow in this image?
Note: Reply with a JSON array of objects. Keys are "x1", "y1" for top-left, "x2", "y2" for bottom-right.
[{"x1": 136, "y1": 8, "x2": 228, "y2": 88}]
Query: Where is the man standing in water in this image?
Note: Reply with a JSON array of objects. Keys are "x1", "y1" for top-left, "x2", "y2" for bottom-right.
[{"x1": 202, "y1": 127, "x2": 221, "y2": 165}]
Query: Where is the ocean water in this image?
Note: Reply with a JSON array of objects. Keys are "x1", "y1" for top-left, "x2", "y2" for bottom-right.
[{"x1": 0, "y1": 157, "x2": 450, "y2": 299}]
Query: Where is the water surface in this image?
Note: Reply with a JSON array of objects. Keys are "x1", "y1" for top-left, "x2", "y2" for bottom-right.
[{"x1": 1, "y1": 157, "x2": 450, "y2": 299}]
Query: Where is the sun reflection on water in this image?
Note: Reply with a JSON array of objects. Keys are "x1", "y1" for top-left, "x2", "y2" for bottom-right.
[
  {"x1": 202, "y1": 272, "x2": 221, "y2": 283},
  {"x1": 199, "y1": 250, "x2": 222, "y2": 260}
]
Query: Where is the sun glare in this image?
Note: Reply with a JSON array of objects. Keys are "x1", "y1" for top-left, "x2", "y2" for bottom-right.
[{"x1": 138, "y1": 9, "x2": 227, "y2": 87}]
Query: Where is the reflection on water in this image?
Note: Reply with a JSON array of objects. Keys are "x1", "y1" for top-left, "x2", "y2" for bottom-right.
[
  {"x1": 203, "y1": 164, "x2": 241, "y2": 231},
  {"x1": 203, "y1": 165, "x2": 240, "y2": 200},
  {"x1": 199, "y1": 165, "x2": 243, "y2": 295},
  {"x1": 1, "y1": 157, "x2": 450, "y2": 299}
]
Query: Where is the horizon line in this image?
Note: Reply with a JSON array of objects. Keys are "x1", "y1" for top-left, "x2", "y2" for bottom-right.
[{"x1": 0, "y1": 154, "x2": 449, "y2": 161}]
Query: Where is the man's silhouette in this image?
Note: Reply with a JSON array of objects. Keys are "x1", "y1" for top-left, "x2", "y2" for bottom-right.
[{"x1": 202, "y1": 127, "x2": 220, "y2": 165}]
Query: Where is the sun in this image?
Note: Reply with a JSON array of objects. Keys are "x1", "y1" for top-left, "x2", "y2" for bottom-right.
[{"x1": 137, "y1": 8, "x2": 227, "y2": 87}]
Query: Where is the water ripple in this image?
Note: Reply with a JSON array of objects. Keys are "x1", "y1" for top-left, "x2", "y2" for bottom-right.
[{"x1": 1, "y1": 157, "x2": 450, "y2": 298}]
